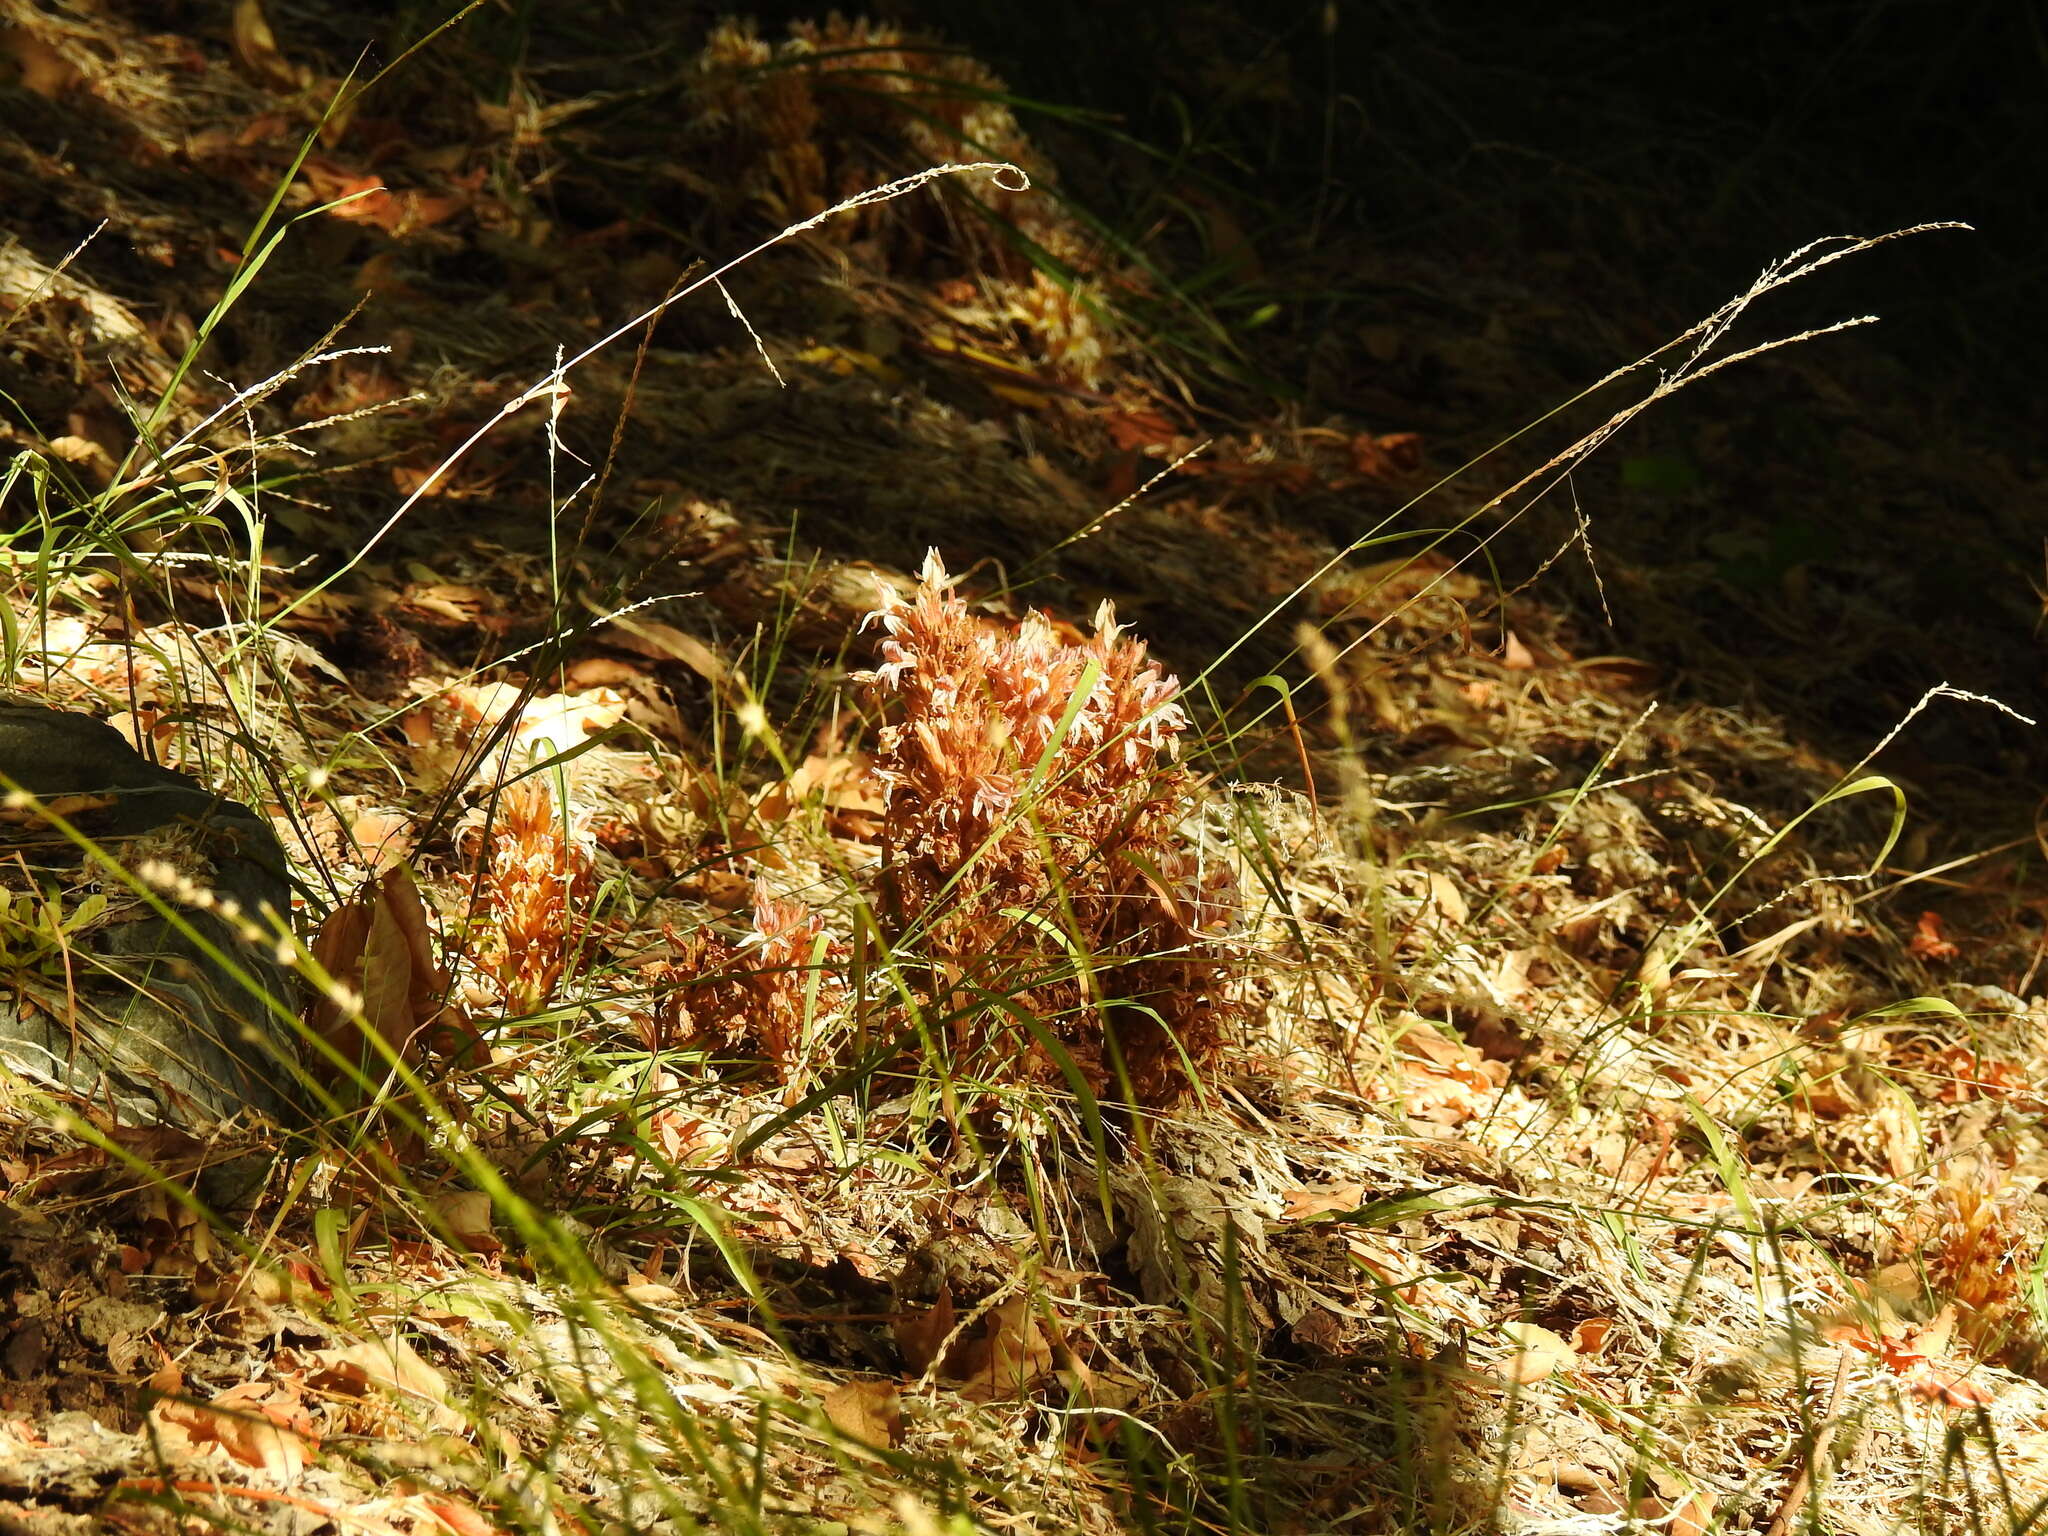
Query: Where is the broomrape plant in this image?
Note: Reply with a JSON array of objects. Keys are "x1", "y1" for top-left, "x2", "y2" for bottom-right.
[
  {"x1": 632, "y1": 553, "x2": 1242, "y2": 1106},
  {"x1": 860, "y1": 551, "x2": 1241, "y2": 1104}
]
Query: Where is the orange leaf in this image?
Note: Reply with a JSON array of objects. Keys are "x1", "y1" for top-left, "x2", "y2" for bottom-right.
[
  {"x1": 1280, "y1": 1184, "x2": 1370, "y2": 1220},
  {"x1": 151, "y1": 1384, "x2": 310, "y2": 1478},
  {"x1": 424, "y1": 1498, "x2": 504, "y2": 1536},
  {"x1": 1908, "y1": 910, "x2": 1959, "y2": 963},
  {"x1": 1570, "y1": 1318, "x2": 1615, "y2": 1357},
  {"x1": 306, "y1": 865, "x2": 460, "y2": 1064}
]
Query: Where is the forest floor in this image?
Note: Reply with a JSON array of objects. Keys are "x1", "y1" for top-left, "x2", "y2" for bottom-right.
[{"x1": 2, "y1": 5, "x2": 2047, "y2": 1535}]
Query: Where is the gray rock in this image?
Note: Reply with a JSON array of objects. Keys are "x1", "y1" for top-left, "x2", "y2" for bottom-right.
[{"x1": 0, "y1": 705, "x2": 303, "y2": 1127}]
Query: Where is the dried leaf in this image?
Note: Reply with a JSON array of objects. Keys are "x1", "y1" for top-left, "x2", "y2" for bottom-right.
[
  {"x1": 230, "y1": 0, "x2": 303, "y2": 90},
  {"x1": 1669, "y1": 1491, "x2": 1716, "y2": 1536},
  {"x1": 307, "y1": 864, "x2": 461, "y2": 1064},
  {"x1": 1908, "y1": 910, "x2": 1960, "y2": 963},
  {"x1": 894, "y1": 1285, "x2": 956, "y2": 1376},
  {"x1": 434, "y1": 1191, "x2": 501, "y2": 1256},
  {"x1": 151, "y1": 1382, "x2": 310, "y2": 1478},
  {"x1": 437, "y1": 680, "x2": 627, "y2": 759},
  {"x1": 1426, "y1": 870, "x2": 1468, "y2": 929},
  {"x1": 1499, "y1": 1321, "x2": 1577, "y2": 1384},
  {"x1": 309, "y1": 1334, "x2": 462, "y2": 1430},
  {"x1": 1570, "y1": 1317, "x2": 1615, "y2": 1357},
  {"x1": 955, "y1": 1298, "x2": 1054, "y2": 1402},
  {"x1": 423, "y1": 1498, "x2": 504, "y2": 1536},
  {"x1": 1909, "y1": 1359, "x2": 1995, "y2": 1408},
  {"x1": 1280, "y1": 1184, "x2": 1370, "y2": 1220},
  {"x1": 821, "y1": 1379, "x2": 903, "y2": 1447},
  {"x1": 0, "y1": 27, "x2": 79, "y2": 97},
  {"x1": 607, "y1": 616, "x2": 730, "y2": 686}
]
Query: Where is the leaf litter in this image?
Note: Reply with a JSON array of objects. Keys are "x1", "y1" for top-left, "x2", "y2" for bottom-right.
[{"x1": 0, "y1": 4, "x2": 2046, "y2": 1535}]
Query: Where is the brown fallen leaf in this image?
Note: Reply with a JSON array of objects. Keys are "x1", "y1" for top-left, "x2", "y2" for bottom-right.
[
  {"x1": 605, "y1": 616, "x2": 730, "y2": 687},
  {"x1": 151, "y1": 1381, "x2": 313, "y2": 1478},
  {"x1": 308, "y1": 1333, "x2": 463, "y2": 1430},
  {"x1": 434, "y1": 1191, "x2": 502, "y2": 1256},
  {"x1": 954, "y1": 1298, "x2": 1055, "y2": 1402},
  {"x1": 1280, "y1": 1184, "x2": 1370, "y2": 1221},
  {"x1": 305, "y1": 864, "x2": 476, "y2": 1066},
  {"x1": 1632, "y1": 1491, "x2": 1716, "y2": 1536},
  {"x1": 230, "y1": 0, "x2": 305, "y2": 91},
  {"x1": 1499, "y1": 1321, "x2": 1578, "y2": 1385},
  {"x1": 1821, "y1": 1301, "x2": 1995, "y2": 1408},
  {"x1": 1570, "y1": 1317, "x2": 1615, "y2": 1357},
  {"x1": 894, "y1": 1285, "x2": 956, "y2": 1377},
  {"x1": 821, "y1": 1379, "x2": 903, "y2": 1448},
  {"x1": 0, "y1": 26, "x2": 80, "y2": 97}
]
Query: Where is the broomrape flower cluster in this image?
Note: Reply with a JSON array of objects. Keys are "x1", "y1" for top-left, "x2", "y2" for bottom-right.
[
  {"x1": 631, "y1": 554, "x2": 1239, "y2": 1104},
  {"x1": 860, "y1": 551, "x2": 1240, "y2": 1103},
  {"x1": 640, "y1": 882, "x2": 848, "y2": 1089},
  {"x1": 462, "y1": 779, "x2": 601, "y2": 1014}
]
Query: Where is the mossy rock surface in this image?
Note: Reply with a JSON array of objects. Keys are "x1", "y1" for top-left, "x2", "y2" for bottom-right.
[{"x1": 0, "y1": 705, "x2": 300, "y2": 1129}]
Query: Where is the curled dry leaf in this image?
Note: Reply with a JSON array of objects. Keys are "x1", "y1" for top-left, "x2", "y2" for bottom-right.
[
  {"x1": 953, "y1": 1297, "x2": 1055, "y2": 1402},
  {"x1": 1908, "y1": 910, "x2": 1960, "y2": 963},
  {"x1": 1499, "y1": 1322, "x2": 1578, "y2": 1385},
  {"x1": 433, "y1": 1191, "x2": 502, "y2": 1256},
  {"x1": 435, "y1": 680, "x2": 628, "y2": 761},
  {"x1": 1821, "y1": 1301, "x2": 1996, "y2": 1408},
  {"x1": 308, "y1": 1333, "x2": 463, "y2": 1431},
  {"x1": 306, "y1": 864, "x2": 476, "y2": 1065},
  {"x1": 230, "y1": 0, "x2": 305, "y2": 91},
  {"x1": 151, "y1": 1381, "x2": 313, "y2": 1479},
  {"x1": 1570, "y1": 1317, "x2": 1615, "y2": 1357}
]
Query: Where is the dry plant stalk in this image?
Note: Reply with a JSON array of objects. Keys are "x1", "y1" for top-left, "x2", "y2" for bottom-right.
[
  {"x1": 463, "y1": 779, "x2": 600, "y2": 1013},
  {"x1": 861, "y1": 551, "x2": 1239, "y2": 1102}
]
